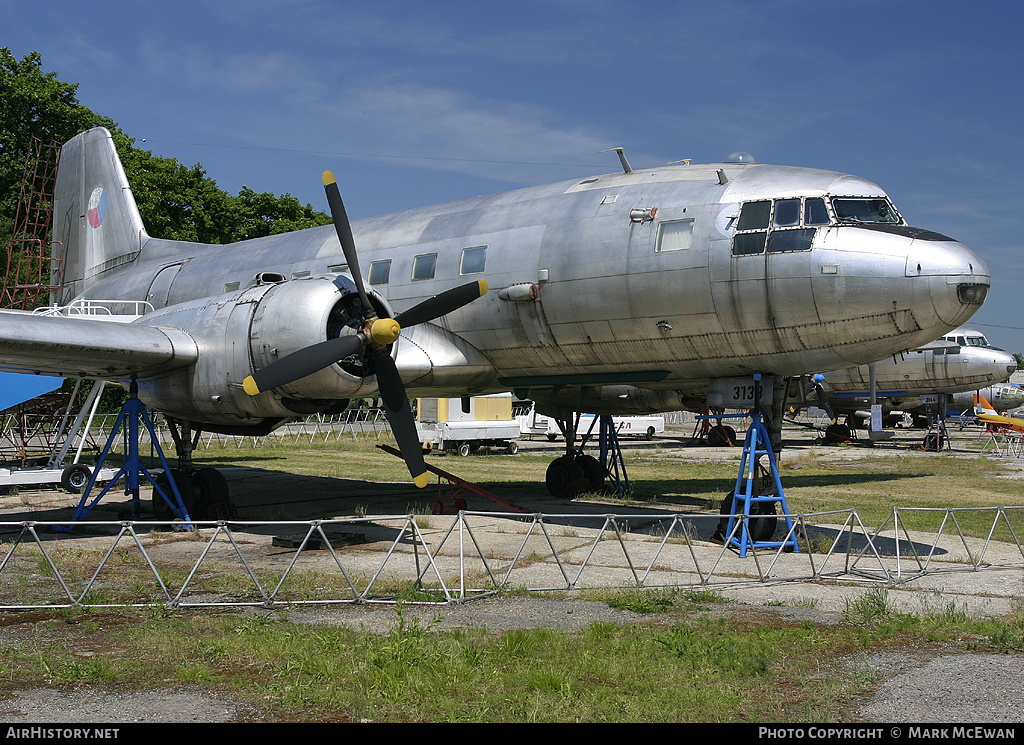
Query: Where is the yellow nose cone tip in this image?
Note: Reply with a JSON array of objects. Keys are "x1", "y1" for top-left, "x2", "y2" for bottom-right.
[
  {"x1": 413, "y1": 472, "x2": 430, "y2": 489},
  {"x1": 371, "y1": 318, "x2": 402, "y2": 346},
  {"x1": 322, "y1": 171, "x2": 336, "y2": 186},
  {"x1": 243, "y1": 376, "x2": 260, "y2": 396}
]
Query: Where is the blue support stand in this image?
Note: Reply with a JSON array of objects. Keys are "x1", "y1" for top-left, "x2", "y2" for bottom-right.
[
  {"x1": 54, "y1": 380, "x2": 191, "y2": 531},
  {"x1": 598, "y1": 415, "x2": 630, "y2": 497},
  {"x1": 724, "y1": 410, "x2": 799, "y2": 557},
  {"x1": 575, "y1": 414, "x2": 631, "y2": 497}
]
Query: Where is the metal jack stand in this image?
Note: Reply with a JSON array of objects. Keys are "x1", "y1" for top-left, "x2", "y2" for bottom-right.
[
  {"x1": 54, "y1": 380, "x2": 191, "y2": 531},
  {"x1": 574, "y1": 415, "x2": 631, "y2": 497},
  {"x1": 722, "y1": 374, "x2": 799, "y2": 558},
  {"x1": 921, "y1": 412, "x2": 950, "y2": 452},
  {"x1": 597, "y1": 415, "x2": 630, "y2": 497}
]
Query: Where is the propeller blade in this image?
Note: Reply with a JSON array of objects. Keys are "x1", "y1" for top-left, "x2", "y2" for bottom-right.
[
  {"x1": 373, "y1": 347, "x2": 408, "y2": 414},
  {"x1": 374, "y1": 352, "x2": 429, "y2": 488},
  {"x1": 394, "y1": 280, "x2": 489, "y2": 328},
  {"x1": 323, "y1": 171, "x2": 373, "y2": 313},
  {"x1": 243, "y1": 334, "x2": 363, "y2": 395}
]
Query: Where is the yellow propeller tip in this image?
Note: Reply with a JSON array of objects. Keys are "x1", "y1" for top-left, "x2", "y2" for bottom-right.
[
  {"x1": 322, "y1": 171, "x2": 336, "y2": 186},
  {"x1": 413, "y1": 473, "x2": 430, "y2": 489},
  {"x1": 478, "y1": 279, "x2": 488, "y2": 295},
  {"x1": 242, "y1": 376, "x2": 261, "y2": 396}
]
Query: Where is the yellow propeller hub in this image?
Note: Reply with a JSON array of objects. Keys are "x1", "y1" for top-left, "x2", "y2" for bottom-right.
[{"x1": 370, "y1": 318, "x2": 402, "y2": 346}]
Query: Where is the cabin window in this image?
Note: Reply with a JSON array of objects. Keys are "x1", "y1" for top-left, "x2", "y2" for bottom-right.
[
  {"x1": 328, "y1": 264, "x2": 348, "y2": 274},
  {"x1": 368, "y1": 259, "x2": 391, "y2": 286},
  {"x1": 460, "y1": 246, "x2": 487, "y2": 275},
  {"x1": 412, "y1": 253, "x2": 437, "y2": 280},
  {"x1": 655, "y1": 219, "x2": 695, "y2": 252}
]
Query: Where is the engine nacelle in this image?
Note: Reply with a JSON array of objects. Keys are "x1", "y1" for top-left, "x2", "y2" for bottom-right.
[{"x1": 133, "y1": 275, "x2": 391, "y2": 427}]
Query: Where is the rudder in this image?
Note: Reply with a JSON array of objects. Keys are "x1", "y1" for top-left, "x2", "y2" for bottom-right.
[{"x1": 50, "y1": 127, "x2": 148, "y2": 304}]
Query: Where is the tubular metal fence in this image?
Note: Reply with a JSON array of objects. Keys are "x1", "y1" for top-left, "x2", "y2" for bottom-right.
[{"x1": 0, "y1": 505, "x2": 1021, "y2": 611}]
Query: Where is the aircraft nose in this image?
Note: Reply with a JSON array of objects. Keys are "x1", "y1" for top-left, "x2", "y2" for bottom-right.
[{"x1": 905, "y1": 236, "x2": 990, "y2": 327}]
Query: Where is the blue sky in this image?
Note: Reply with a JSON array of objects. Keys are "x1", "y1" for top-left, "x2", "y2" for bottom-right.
[{"x1": 7, "y1": 0, "x2": 1024, "y2": 351}]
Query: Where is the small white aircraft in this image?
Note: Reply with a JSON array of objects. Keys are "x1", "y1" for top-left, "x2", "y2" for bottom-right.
[{"x1": 0, "y1": 128, "x2": 991, "y2": 508}]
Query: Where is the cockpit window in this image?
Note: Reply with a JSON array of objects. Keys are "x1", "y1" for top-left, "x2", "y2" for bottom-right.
[
  {"x1": 773, "y1": 199, "x2": 800, "y2": 227},
  {"x1": 804, "y1": 198, "x2": 829, "y2": 225},
  {"x1": 831, "y1": 198, "x2": 900, "y2": 224},
  {"x1": 733, "y1": 197, "x2": 823, "y2": 256},
  {"x1": 737, "y1": 201, "x2": 771, "y2": 230}
]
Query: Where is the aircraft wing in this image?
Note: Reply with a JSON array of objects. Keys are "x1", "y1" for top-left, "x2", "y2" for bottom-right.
[{"x1": 0, "y1": 310, "x2": 198, "y2": 380}]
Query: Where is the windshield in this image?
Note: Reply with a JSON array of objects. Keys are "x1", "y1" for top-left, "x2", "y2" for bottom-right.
[{"x1": 831, "y1": 198, "x2": 900, "y2": 224}]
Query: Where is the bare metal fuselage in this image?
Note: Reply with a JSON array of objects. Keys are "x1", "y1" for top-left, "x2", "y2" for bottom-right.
[{"x1": 37, "y1": 131, "x2": 989, "y2": 430}]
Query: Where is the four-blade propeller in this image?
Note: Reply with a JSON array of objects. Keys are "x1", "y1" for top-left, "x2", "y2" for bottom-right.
[{"x1": 242, "y1": 171, "x2": 487, "y2": 488}]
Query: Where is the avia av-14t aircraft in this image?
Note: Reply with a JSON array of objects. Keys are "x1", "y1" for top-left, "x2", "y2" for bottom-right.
[{"x1": 0, "y1": 128, "x2": 992, "y2": 509}]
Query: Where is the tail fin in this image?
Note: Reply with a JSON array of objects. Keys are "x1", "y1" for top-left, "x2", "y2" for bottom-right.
[
  {"x1": 50, "y1": 127, "x2": 148, "y2": 304},
  {"x1": 974, "y1": 393, "x2": 997, "y2": 416}
]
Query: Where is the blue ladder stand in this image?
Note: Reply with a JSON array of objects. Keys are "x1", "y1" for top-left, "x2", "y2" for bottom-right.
[
  {"x1": 54, "y1": 380, "x2": 191, "y2": 532},
  {"x1": 725, "y1": 410, "x2": 799, "y2": 557},
  {"x1": 576, "y1": 415, "x2": 631, "y2": 497},
  {"x1": 598, "y1": 415, "x2": 630, "y2": 497},
  {"x1": 700, "y1": 373, "x2": 799, "y2": 557}
]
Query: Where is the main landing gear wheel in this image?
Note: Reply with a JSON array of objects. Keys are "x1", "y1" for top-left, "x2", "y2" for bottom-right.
[
  {"x1": 191, "y1": 467, "x2": 234, "y2": 520},
  {"x1": 153, "y1": 469, "x2": 193, "y2": 521},
  {"x1": 575, "y1": 454, "x2": 605, "y2": 491},
  {"x1": 712, "y1": 491, "x2": 778, "y2": 544},
  {"x1": 546, "y1": 455, "x2": 586, "y2": 498},
  {"x1": 707, "y1": 425, "x2": 737, "y2": 447},
  {"x1": 823, "y1": 423, "x2": 851, "y2": 445}
]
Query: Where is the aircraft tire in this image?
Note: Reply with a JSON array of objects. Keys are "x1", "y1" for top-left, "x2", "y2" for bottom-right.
[
  {"x1": 545, "y1": 456, "x2": 584, "y2": 498},
  {"x1": 923, "y1": 433, "x2": 945, "y2": 451},
  {"x1": 191, "y1": 468, "x2": 231, "y2": 519},
  {"x1": 575, "y1": 454, "x2": 605, "y2": 491},
  {"x1": 824, "y1": 423, "x2": 851, "y2": 445},
  {"x1": 60, "y1": 464, "x2": 91, "y2": 494},
  {"x1": 645, "y1": 427, "x2": 656, "y2": 441},
  {"x1": 153, "y1": 469, "x2": 193, "y2": 521},
  {"x1": 708, "y1": 425, "x2": 735, "y2": 447},
  {"x1": 714, "y1": 492, "x2": 778, "y2": 544}
]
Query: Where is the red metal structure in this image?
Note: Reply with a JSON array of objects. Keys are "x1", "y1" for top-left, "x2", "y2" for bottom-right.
[{"x1": 1, "y1": 136, "x2": 63, "y2": 310}]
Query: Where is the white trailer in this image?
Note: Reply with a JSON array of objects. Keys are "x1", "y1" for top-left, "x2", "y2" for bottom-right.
[
  {"x1": 417, "y1": 394, "x2": 522, "y2": 455},
  {"x1": 0, "y1": 379, "x2": 117, "y2": 493},
  {"x1": 516, "y1": 404, "x2": 665, "y2": 441}
]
